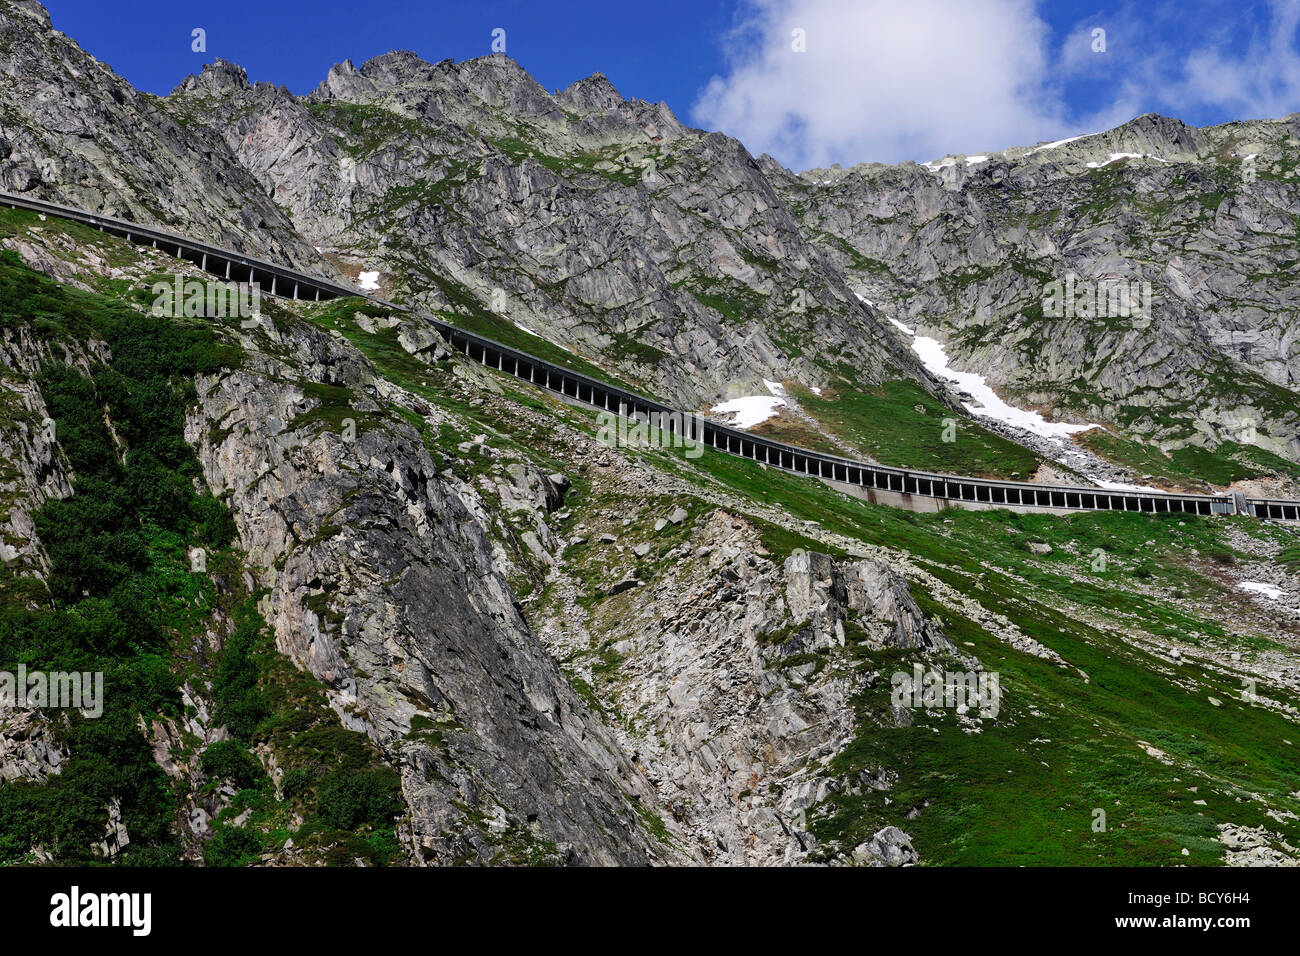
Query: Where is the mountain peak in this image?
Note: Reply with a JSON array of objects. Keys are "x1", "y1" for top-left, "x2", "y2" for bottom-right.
[
  {"x1": 172, "y1": 58, "x2": 251, "y2": 96},
  {"x1": 309, "y1": 57, "x2": 376, "y2": 102},
  {"x1": 1111, "y1": 112, "x2": 1206, "y2": 155},
  {"x1": 11, "y1": 0, "x2": 50, "y2": 28},
  {"x1": 557, "y1": 72, "x2": 625, "y2": 112}
]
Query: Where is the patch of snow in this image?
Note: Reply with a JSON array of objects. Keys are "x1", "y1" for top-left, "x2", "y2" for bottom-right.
[
  {"x1": 909, "y1": 334, "x2": 1103, "y2": 441},
  {"x1": 1240, "y1": 581, "x2": 1284, "y2": 601},
  {"x1": 763, "y1": 379, "x2": 787, "y2": 397},
  {"x1": 807, "y1": 385, "x2": 823, "y2": 396},
  {"x1": 1026, "y1": 134, "x2": 1092, "y2": 155},
  {"x1": 1092, "y1": 478, "x2": 1165, "y2": 493},
  {"x1": 887, "y1": 316, "x2": 916, "y2": 336},
  {"x1": 854, "y1": 292, "x2": 874, "y2": 307},
  {"x1": 512, "y1": 320, "x2": 539, "y2": 336},
  {"x1": 924, "y1": 155, "x2": 989, "y2": 170},
  {"x1": 358, "y1": 270, "x2": 381, "y2": 290},
  {"x1": 712, "y1": 395, "x2": 786, "y2": 429},
  {"x1": 1085, "y1": 152, "x2": 1169, "y2": 169}
]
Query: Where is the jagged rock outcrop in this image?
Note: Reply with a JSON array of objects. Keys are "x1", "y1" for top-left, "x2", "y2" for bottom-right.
[
  {"x1": 0, "y1": 325, "x2": 103, "y2": 576},
  {"x1": 536, "y1": 506, "x2": 944, "y2": 864},
  {"x1": 163, "y1": 46, "x2": 929, "y2": 411},
  {"x1": 184, "y1": 314, "x2": 671, "y2": 864},
  {"x1": 0, "y1": 0, "x2": 322, "y2": 267},
  {"x1": 0, "y1": 709, "x2": 64, "y2": 782}
]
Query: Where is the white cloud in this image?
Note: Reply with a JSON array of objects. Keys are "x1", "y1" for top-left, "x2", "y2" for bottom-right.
[
  {"x1": 691, "y1": 0, "x2": 1300, "y2": 171},
  {"x1": 693, "y1": 0, "x2": 1070, "y2": 169},
  {"x1": 1174, "y1": 0, "x2": 1300, "y2": 119}
]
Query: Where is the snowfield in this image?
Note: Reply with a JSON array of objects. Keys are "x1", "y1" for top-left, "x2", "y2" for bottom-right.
[
  {"x1": 712, "y1": 395, "x2": 787, "y2": 429},
  {"x1": 908, "y1": 334, "x2": 1103, "y2": 441},
  {"x1": 1240, "y1": 581, "x2": 1284, "y2": 601}
]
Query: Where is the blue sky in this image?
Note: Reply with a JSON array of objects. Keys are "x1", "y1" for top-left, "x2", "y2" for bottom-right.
[{"x1": 41, "y1": 0, "x2": 1300, "y2": 169}]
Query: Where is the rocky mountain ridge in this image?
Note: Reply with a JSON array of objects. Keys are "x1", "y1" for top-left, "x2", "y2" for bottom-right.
[{"x1": 2, "y1": 0, "x2": 1300, "y2": 869}]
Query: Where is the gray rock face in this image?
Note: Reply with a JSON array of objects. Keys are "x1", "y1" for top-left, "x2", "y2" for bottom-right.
[
  {"x1": 0, "y1": 1, "x2": 322, "y2": 267},
  {"x1": 794, "y1": 112, "x2": 1300, "y2": 461},
  {"x1": 5, "y1": 1, "x2": 1300, "y2": 471},
  {"x1": 0, "y1": 325, "x2": 101, "y2": 576},
  {"x1": 184, "y1": 314, "x2": 670, "y2": 864},
  {"x1": 0, "y1": 708, "x2": 64, "y2": 782},
  {"x1": 537, "y1": 506, "x2": 944, "y2": 864},
  {"x1": 156, "y1": 45, "x2": 929, "y2": 411},
  {"x1": 784, "y1": 549, "x2": 948, "y2": 651},
  {"x1": 851, "y1": 825, "x2": 918, "y2": 867}
]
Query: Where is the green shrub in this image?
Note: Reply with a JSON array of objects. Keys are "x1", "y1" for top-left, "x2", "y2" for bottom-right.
[
  {"x1": 317, "y1": 768, "x2": 404, "y2": 830},
  {"x1": 200, "y1": 741, "x2": 267, "y2": 791},
  {"x1": 203, "y1": 826, "x2": 263, "y2": 867},
  {"x1": 280, "y1": 767, "x2": 315, "y2": 802},
  {"x1": 211, "y1": 611, "x2": 269, "y2": 741}
]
